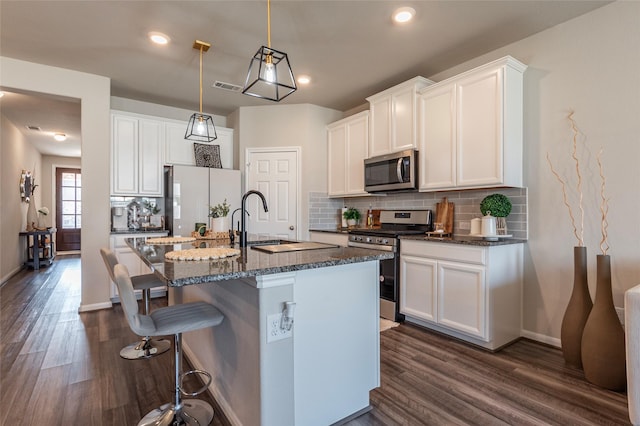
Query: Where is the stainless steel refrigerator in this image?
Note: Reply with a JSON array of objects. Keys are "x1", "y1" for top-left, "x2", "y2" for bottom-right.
[{"x1": 164, "y1": 165, "x2": 241, "y2": 236}]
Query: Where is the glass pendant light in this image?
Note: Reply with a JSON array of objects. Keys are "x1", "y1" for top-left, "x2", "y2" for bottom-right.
[
  {"x1": 185, "y1": 40, "x2": 217, "y2": 142},
  {"x1": 242, "y1": 0, "x2": 297, "y2": 102}
]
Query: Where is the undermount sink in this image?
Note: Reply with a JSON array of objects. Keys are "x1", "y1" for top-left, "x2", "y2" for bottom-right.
[{"x1": 250, "y1": 240, "x2": 339, "y2": 253}]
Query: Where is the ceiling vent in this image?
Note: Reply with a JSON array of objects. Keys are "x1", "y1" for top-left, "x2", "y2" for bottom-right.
[
  {"x1": 213, "y1": 81, "x2": 243, "y2": 93},
  {"x1": 26, "y1": 125, "x2": 42, "y2": 132}
]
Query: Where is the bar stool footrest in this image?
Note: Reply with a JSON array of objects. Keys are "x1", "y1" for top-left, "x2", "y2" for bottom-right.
[{"x1": 179, "y1": 369, "x2": 212, "y2": 397}]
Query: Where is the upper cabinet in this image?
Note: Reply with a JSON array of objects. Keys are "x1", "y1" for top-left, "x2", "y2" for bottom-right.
[
  {"x1": 111, "y1": 112, "x2": 164, "y2": 196},
  {"x1": 165, "y1": 120, "x2": 234, "y2": 169},
  {"x1": 418, "y1": 56, "x2": 527, "y2": 191},
  {"x1": 327, "y1": 111, "x2": 369, "y2": 197},
  {"x1": 366, "y1": 77, "x2": 433, "y2": 157}
]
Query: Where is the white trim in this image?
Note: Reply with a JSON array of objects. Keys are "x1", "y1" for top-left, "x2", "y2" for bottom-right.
[
  {"x1": 520, "y1": 329, "x2": 561, "y2": 348},
  {"x1": 255, "y1": 272, "x2": 296, "y2": 289},
  {"x1": 78, "y1": 301, "x2": 113, "y2": 312},
  {"x1": 244, "y1": 146, "x2": 302, "y2": 240}
]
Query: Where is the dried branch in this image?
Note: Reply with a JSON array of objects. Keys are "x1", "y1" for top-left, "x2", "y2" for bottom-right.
[
  {"x1": 568, "y1": 111, "x2": 585, "y2": 245},
  {"x1": 596, "y1": 149, "x2": 610, "y2": 255},
  {"x1": 546, "y1": 153, "x2": 582, "y2": 246}
]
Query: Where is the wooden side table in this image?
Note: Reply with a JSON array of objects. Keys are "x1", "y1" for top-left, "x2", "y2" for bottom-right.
[{"x1": 19, "y1": 228, "x2": 57, "y2": 270}]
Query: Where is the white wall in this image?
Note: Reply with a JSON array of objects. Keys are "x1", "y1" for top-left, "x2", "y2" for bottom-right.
[
  {"x1": 233, "y1": 104, "x2": 342, "y2": 240},
  {"x1": 0, "y1": 115, "x2": 42, "y2": 282},
  {"x1": 428, "y1": 1, "x2": 640, "y2": 344},
  {"x1": 1, "y1": 57, "x2": 112, "y2": 311}
]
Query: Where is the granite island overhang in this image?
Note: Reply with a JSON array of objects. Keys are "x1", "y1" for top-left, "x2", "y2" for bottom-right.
[{"x1": 126, "y1": 237, "x2": 393, "y2": 426}]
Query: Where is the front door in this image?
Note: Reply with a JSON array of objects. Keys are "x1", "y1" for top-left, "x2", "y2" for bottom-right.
[
  {"x1": 56, "y1": 168, "x2": 81, "y2": 251},
  {"x1": 245, "y1": 148, "x2": 299, "y2": 240}
]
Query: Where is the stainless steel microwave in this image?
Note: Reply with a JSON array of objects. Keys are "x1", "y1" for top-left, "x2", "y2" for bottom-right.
[{"x1": 364, "y1": 149, "x2": 418, "y2": 193}]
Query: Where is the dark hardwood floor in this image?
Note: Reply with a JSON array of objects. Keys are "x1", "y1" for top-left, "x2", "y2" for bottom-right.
[{"x1": 1, "y1": 256, "x2": 631, "y2": 425}]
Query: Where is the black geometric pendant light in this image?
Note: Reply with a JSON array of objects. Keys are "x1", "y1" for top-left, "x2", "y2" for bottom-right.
[
  {"x1": 185, "y1": 40, "x2": 217, "y2": 142},
  {"x1": 242, "y1": 0, "x2": 297, "y2": 102}
]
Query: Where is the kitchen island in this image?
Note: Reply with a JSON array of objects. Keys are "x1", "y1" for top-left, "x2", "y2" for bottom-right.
[{"x1": 127, "y1": 237, "x2": 393, "y2": 426}]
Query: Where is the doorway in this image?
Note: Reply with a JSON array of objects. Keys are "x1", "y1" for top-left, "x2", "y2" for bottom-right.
[
  {"x1": 56, "y1": 167, "x2": 81, "y2": 252},
  {"x1": 245, "y1": 148, "x2": 300, "y2": 240}
]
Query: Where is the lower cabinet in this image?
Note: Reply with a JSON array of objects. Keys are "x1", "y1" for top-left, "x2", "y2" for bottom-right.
[
  {"x1": 109, "y1": 232, "x2": 168, "y2": 300},
  {"x1": 400, "y1": 239, "x2": 523, "y2": 350}
]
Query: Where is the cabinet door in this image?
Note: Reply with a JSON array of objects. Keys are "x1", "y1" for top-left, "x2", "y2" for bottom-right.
[
  {"x1": 391, "y1": 85, "x2": 416, "y2": 153},
  {"x1": 456, "y1": 67, "x2": 504, "y2": 187},
  {"x1": 345, "y1": 114, "x2": 368, "y2": 195},
  {"x1": 165, "y1": 121, "x2": 196, "y2": 165},
  {"x1": 418, "y1": 83, "x2": 457, "y2": 190},
  {"x1": 400, "y1": 255, "x2": 437, "y2": 322},
  {"x1": 111, "y1": 115, "x2": 139, "y2": 194},
  {"x1": 327, "y1": 123, "x2": 347, "y2": 196},
  {"x1": 216, "y1": 127, "x2": 234, "y2": 169},
  {"x1": 369, "y1": 96, "x2": 391, "y2": 157},
  {"x1": 438, "y1": 260, "x2": 487, "y2": 340},
  {"x1": 139, "y1": 119, "x2": 164, "y2": 196}
]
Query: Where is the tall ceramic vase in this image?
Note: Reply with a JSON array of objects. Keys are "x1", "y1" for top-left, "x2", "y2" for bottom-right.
[
  {"x1": 26, "y1": 198, "x2": 38, "y2": 231},
  {"x1": 581, "y1": 254, "x2": 626, "y2": 391},
  {"x1": 560, "y1": 246, "x2": 592, "y2": 368}
]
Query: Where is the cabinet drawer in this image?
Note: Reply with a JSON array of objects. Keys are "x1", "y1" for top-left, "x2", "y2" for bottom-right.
[{"x1": 400, "y1": 240, "x2": 486, "y2": 265}]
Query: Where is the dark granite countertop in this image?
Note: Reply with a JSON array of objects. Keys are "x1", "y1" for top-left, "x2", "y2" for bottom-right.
[
  {"x1": 126, "y1": 237, "x2": 393, "y2": 287},
  {"x1": 400, "y1": 234, "x2": 526, "y2": 246},
  {"x1": 111, "y1": 229, "x2": 168, "y2": 235},
  {"x1": 309, "y1": 228, "x2": 350, "y2": 234}
]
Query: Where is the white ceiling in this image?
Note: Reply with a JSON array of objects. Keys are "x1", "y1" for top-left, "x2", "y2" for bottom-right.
[{"x1": 0, "y1": 0, "x2": 610, "y2": 158}]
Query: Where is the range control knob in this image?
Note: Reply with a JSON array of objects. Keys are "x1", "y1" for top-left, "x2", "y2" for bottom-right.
[
  {"x1": 366, "y1": 237, "x2": 372, "y2": 243},
  {"x1": 382, "y1": 239, "x2": 389, "y2": 244}
]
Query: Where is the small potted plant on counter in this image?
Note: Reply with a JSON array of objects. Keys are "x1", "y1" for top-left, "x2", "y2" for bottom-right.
[
  {"x1": 480, "y1": 193, "x2": 512, "y2": 235},
  {"x1": 343, "y1": 207, "x2": 361, "y2": 228},
  {"x1": 209, "y1": 199, "x2": 231, "y2": 232}
]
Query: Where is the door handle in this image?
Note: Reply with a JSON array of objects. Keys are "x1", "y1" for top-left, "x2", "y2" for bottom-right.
[
  {"x1": 396, "y1": 158, "x2": 403, "y2": 182},
  {"x1": 289, "y1": 226, "x2": 295, "y2": 231}
]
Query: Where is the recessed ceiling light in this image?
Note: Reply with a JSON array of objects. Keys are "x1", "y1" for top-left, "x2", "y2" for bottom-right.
[
  {"x1": 297, "y1": 75, "x2": 311, "y2": 85},
  {"x1": 393, "y1": 7, "x2": 416, "y2": 23},
  {"x1": 148, "y1": 31, "x2": 170, "y2": 45},
  {"x1": 53, "y1": 133, "x2": 67, "y2": 142}
]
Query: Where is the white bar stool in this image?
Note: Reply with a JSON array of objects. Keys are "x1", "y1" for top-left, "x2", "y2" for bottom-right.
[
  {"x1": 101, "y1": 248, "x2": 171, "y2": 359},
  {"x1": 113, "y1": 263, "x2": 224, "y2": 426}
]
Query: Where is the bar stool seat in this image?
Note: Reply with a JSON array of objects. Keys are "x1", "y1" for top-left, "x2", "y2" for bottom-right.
[
  {"x1": 101, "y1": 248, "x2": 171, "y2": 359},
  {"x1": 113, "y1": 262, "x2": 224, "y2": 426}
]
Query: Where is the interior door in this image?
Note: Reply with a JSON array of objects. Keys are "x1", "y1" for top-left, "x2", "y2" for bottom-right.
[
  {"x1": 56, "y1": 168, "x2": 81, "y2": 251},
  {"x1": 245, "y1": 149, "x2": 299, "y2": 240}
]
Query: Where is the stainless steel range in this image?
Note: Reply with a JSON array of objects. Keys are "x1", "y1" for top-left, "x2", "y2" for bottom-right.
[{"x1": 348, "y1": 210, "x2": 432, "y2": 321}]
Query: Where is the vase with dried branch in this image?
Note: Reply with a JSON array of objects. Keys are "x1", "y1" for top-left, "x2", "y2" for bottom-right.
[
  {"x1": 580, "y1": 150, "x2": 626, "y2": 391},
  {"x1": 547, "y1": 111, "x2": 592, "y2": 368}
]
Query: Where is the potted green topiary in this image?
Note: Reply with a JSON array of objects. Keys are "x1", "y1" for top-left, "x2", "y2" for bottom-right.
[
  {"x1": 480, "y1": 194, "x2": 512, "y2": 235},
  {"x1": 209, "y1": 199, "x2": 231, "y2": 232},
  {"x1": 343, "y1": 207, "x2": 361, "y2": 228}
]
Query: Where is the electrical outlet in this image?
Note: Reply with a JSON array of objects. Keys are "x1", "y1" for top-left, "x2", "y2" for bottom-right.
[
  {"x1": 616, "y1": 307, "x2": 625, "y2": 326},
  {"x1": 459, "y1": 221, "x2": 470, "y2": 230},
  {"x1": 267, "y1": 313, "x2": 293, "y2": 343}
]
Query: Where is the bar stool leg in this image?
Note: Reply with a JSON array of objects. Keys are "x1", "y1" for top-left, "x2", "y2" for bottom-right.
[
  {"x1": 120, "y1": 288, "x2": 171, "y2": 360},
  {"x1": 138, "y1": 333, "x2": 214, "y2": 426}
]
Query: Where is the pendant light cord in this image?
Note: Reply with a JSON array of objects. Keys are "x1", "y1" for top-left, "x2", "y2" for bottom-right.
[
  {"x1": 267, "y1": 0, "x2": 271, "y2": 48},
  {"x1": 199, "y1": 44, "x2": 203, "y2": 114}
]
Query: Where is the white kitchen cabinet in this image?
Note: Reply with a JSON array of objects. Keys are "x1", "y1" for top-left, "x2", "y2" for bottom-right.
[
  {"x1": 309, "y1": 231, "x2": 349, "y2": 247},
  {"x1": 111, "y1": 111, "x2": 164, "y2": 196},
  {"x1": 327, "y1": 111, "x2": 369, "y2": 197},
  {"x1": 400, "y1": 239, "x2": 523, "y2": 350},
  {"x1": 109, "y1": 232, "x2": 168, "y2": 300},
  {"x1": 165, "y1": 119, "x2": 234, "y2": 169},
  {"x1": 367, "y1": 77, "x2": 432, "y2": 157},
  {"x1": 418, "y1": 56, "x2": 526, "y2": 191}
]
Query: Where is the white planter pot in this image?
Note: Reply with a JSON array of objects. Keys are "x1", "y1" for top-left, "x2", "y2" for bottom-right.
[
  {"x1": 347, "y1": 219, "x2": 357, "y2": 227},
  {"x1": 210, "y1": 217, "x2": 227, "y2": 232}
]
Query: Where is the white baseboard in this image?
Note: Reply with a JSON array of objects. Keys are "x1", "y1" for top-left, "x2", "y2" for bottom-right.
[
  {"x1": 78, "y1": 301, "x2": 112, "y2": 312},
  {"x1": 520, "y1": 329, "x2": 561, "y2": 348}
]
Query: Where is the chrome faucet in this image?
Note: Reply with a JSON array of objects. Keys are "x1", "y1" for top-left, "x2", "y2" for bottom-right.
[{"x1": 239, "y1": 190, "x2": 269, "y2": 247}]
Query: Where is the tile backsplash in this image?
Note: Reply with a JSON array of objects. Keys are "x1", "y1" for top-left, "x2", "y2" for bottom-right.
[{"x1": 309, "y1": 188, "x2": 528, "y2": 240}]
